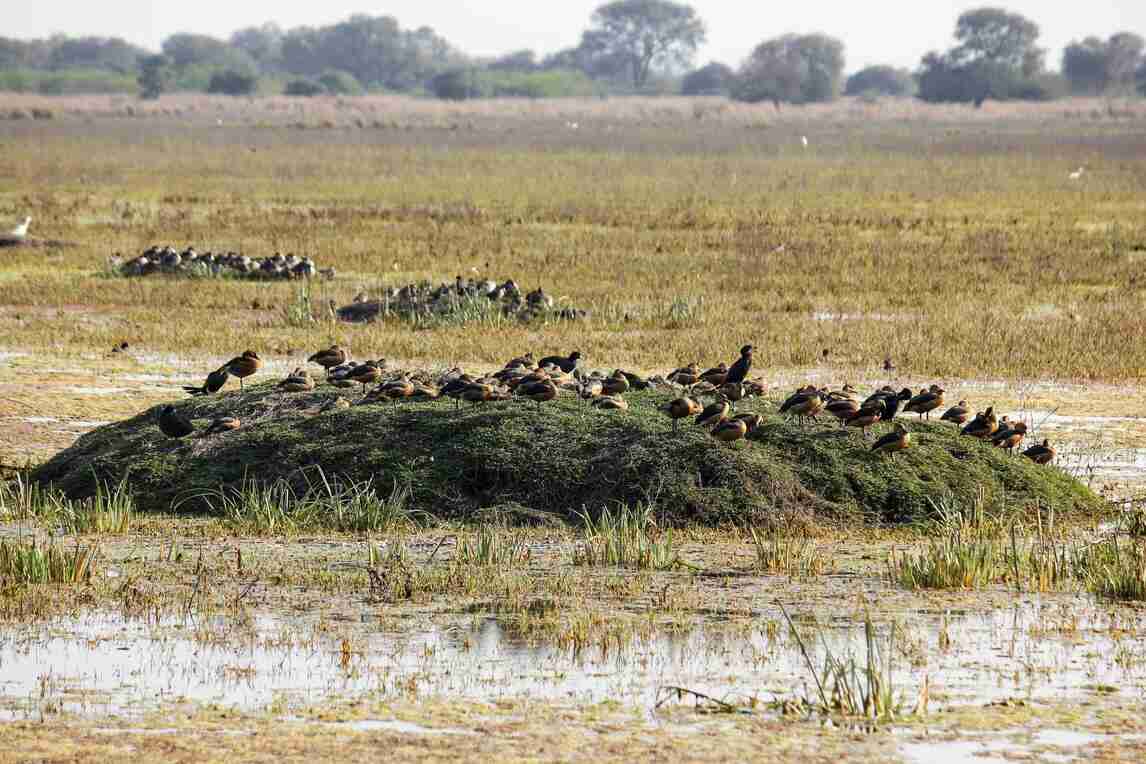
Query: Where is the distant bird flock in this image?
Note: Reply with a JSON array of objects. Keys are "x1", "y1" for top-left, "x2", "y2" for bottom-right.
[
  {"x1": 111, "y1": 245, "x2": 334, "y2": 280},
  {"x1": 335, "y1": 275, "x2": 588, "y2": 324},
  {"x1": 165, "y1": 343, "x2": 1056, "y2": 465}
]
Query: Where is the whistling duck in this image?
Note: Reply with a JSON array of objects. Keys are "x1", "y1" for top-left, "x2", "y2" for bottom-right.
[
  {"x1": 700, "y1": 363, "x2": 728, "y2": 386},
  {"x1": 719, "y1": 382, "x2": 746, "y2": 405},
  {"x1": 386, "y1": 377, "x2": 417, "y2": 400},
  {"x1": 278, "y1": 368, "x2": 315, "y2": 393},
  {"x1": 537, "y1": 351, "x2": 581, "y2": 373},
  {"x1": 962, "y1": 407, "x2": 999, "y2": 439},
  {"x1": 518, "y1": 379, "x2": 558, "y2": 409},
  {"x1": 726, "y1": 345, "x2": 754, "y2": 385},
  {"x1": 184, "y1": 365, "x2": 229, "y2": 397},
  {"x1": 733, "y1": 413, "x2": 764, "y2": 432},
  {"x1": 592, "y1": 395, "x2": 628, "y2": 411},
  {"x1": 158, "y1": 405, "x2": 194, "y2": 438},
  {"x1": 940, "y1": 401, "x2": 971, "y2": 425},
  {"x1": 661, "y1": 397, "x2": 702, "y2": 432},
  {"x1": 326, "y1": 361, "x2": 358, "y2": 388},
  {"x1": 826, "y1": 397, "x2": 861, "y2": 426},
  {"x1": 871, "y1": 423, "x2": 912, "y2": 456},
  {"x1": 780, "y1": 388, "x2": 825, "y2": 425},
  {"x1": 346, "y1": 361, "x2": 383, "y2": 394},
  {"x1": 410, "y1": 382, "x2": 440, "y2": 400},
  {"x1": 992, "y1": 421, "x2": 1028, "y2": 453},
  {"x1": 846, "y1": 399, "x2": 886, "y2": 439},
  {"x1": 308, "y1": 345, "x2": 347, "y2": 370},
  {"x1": 711, "y1": 418, "x2": 749, "y2": 446},
  {"x1": 602, "y1": 370, "x2": 630, "y2": 396},
  {"x1": 696, "y1": 398, "x2": 731, "y2": 428},
  {"x1": 905, "y1": 386, "x2": 945, "y2": 420},
  {"x1": 225, "y1": 351, "x2": 262, "y2": 391},
  {"x1": 1023, "y1": 439, "x2": 1056, "y2": 465},
  {"x1": 668, "y1": 363, "x2": 701, "y2": 387},
  {"x1": 205, "y1": 416, "x2": 241, "y2": 435},
  {"x1": 461, "y1": 383, "x2": 495, "y2": 405}
]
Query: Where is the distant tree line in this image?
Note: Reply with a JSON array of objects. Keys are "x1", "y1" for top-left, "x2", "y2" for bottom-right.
[{"x1": 1, "y1": 2, "x2": 1144, "y2": 104}]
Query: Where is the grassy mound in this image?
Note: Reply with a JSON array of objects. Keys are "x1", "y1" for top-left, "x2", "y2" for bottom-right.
[{"x1": 32, "y1": 385, "x2": 1103, "y2": 526}]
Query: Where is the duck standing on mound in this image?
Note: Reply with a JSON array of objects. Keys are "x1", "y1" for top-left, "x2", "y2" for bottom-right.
[
  {"x1": 661, "y1": 397, "x2": 701, "y2": 432},
  {"x1": 537, "y1": 351, "x2": 581, "y2": 373},
  {"x1": 225, "y1": 351, "x2": 262, "y2": 391},
  {"x1": 158, "y1": 405, "x2": 194, "y2": 438},
  {"x1": 307, "y1": 345, "x2": 347, "y2": 371},
  {"x1": 1023, "y1": 439, "x2": 1056, "y2": 465},
  {"x1": 871, "y1": 423, "x2": 912, "y2": 456},
  {"x1": 725, "y1": 345, "x2": 753, "y2": 385},
  {"x1": 183, "y1": 365, "x2": 229, "y2": 397}
]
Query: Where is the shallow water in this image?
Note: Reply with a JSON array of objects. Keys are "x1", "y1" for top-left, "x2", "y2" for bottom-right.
[{"x1": 1, "y1": 597, "x2": 1143, "y2": 722}]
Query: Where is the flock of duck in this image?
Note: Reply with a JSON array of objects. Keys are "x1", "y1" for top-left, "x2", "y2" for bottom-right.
[
  {"x1": 111, "y1": 246, "x2": 335, "y2": 280},
  {"x1": 158, "y1": 344, "x2": 1056, "y2": 465},
  {"x1": 335, "y1": 275, "x2": 588, "y2": 325}
]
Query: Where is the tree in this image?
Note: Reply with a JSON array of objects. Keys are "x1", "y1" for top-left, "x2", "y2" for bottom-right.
[
  {"x1": 951, "y1": 7, "x2": 1043, "y2": 73},
  {"x1": 917, "y1": 8, "x2": 1053, "y2": 104},
  {"x1": 284, "y1": 78, "x2": 323, "y2": 96},
  {"x1": 137, "y1": 54, "x2": 170, "y2": 100},
  {"x1": 732, "y1": 34, "x2": 845, "y2": 106},
  {"x1": 48, "y1": 37, "x2": 147, "y2": 73},
  {"x1": 488, "y1": 50, "x2": 537, "y2": 72},
  {"x1": 575, "y1": 0, "x2": 705, "y2": 90},
  {"x1": 681, "y1": 61, "x2": 733, "y2": 95},
  {"x1": 230, "y1": 23, "x2": 284, "y2": 71},
  {"x1": 845, "y1": 66, "x2": 915, "y2": 97},
  {"x1": 1061, "y1": 32, "x2": 1143, "y2": 95},
  {"x1": 1063, "y1": 37, "x2": 1109, "y2": 94},
  {"x1": 206, "y1": 69, "x2": 258, "y2": 96},
  {"x1": 1138, "y1": 60, "x2": 1146, "y2": 96}
]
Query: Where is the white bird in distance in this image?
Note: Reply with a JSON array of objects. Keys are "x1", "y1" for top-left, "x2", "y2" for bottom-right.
[{"x1": 8, "y1": 216, "x2": 31, "y2": 238}]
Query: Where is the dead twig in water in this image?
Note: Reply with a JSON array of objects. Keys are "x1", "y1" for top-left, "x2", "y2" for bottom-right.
[
  {"x1": 779, "y1": 600, "x2": 830, "y2": 711},
  {"x1": 655, "y1": 686, "x2": 745, "y2": 713}
]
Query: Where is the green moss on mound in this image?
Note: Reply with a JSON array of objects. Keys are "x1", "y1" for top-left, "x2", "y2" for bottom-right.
[{"x1": 32, "y1": 385, "x2": 1104, "y2": 525}]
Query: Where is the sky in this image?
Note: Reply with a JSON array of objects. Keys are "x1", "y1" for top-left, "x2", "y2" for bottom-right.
[{"x1": 8, "y1": 1, "x2": 1146, "y2": 72}]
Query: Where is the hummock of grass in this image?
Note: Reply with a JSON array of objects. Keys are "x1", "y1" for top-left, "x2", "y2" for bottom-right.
[{"x1": 31, "y1": 385, "x2": 1103, "y2": 526}]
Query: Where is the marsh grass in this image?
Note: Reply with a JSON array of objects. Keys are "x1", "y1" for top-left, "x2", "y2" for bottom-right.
[
  {"x1": 0, "y1": 538, "x2": 97, "y2": 585},
  {"x1": 1083, "y1": 538, "x2": 1146, "y2": 601},
  {"x1": 281, "y1": 282, "x2": 317, "y2": 327},
  {"x1": 188, "y1": 469, "x2": 415, "y2": 535},
  {"x1": 0, "y1": 474, "x2": 133, "y2": 535},
  {"x1": 455, "y1": 528, "x2": 531, "y2": 566},
  {"x1": 573, "y1": 503, "x2": 680, "y2": 570},
  {"x1": 782, "y1": 606, "x2": 908, "y2": 722},
  {"x1": 750, "y1": 528, "x2": 827, "y2": 577}
]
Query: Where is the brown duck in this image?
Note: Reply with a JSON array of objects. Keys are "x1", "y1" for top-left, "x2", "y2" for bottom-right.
[
  {"x1": 661, "y1": 397, "x2": 702, "y2": 432},
  {"x1": 711, "y1": 418, "x2": 749, "y2": 446},
  {"x1": 307, "y1": 345, "x2": 347, "y2": 370},
  {"x1": 871, "y1": 423, "x2": 912, "y2": 456},
  {"x1": 696, "y1": 398, "x2": 730, "y2": 429},
  {"x1": 905, "y1": 386, "x2": 945, "y2": 420},
  {"x1": 346, "y1": 361, "x2": 383, "y2": 394},
  {"x1": 278, "y1": 368, "x2": 315, "y2": 393},
  {"x1": 1023, "y1": 439, "x2": 1056, "y2": 465},
  {"x1": 205, "y1": 416, "x2": 241, "y2": 435},
  {"x1": 940, "y1": 400, "x2": 971, "y2": 425},
  {"x1": 184, "y1": 365, "x2": 229, "y2": 397},
  {"x1": 992, "y1": 421, "x2": 1028, "y2": 453},
  {"x1": 225, "y1": 350, "x2": 262, "y2": 391}
]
